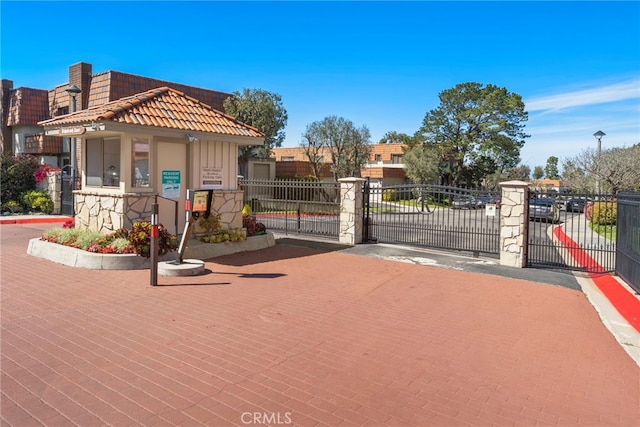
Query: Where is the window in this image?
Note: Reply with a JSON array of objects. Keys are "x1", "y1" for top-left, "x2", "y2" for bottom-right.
[
  {"x1": 391, "y1": 154, "x2": 402, "y2": 164},
  {"x1": 375, "y1": 154, "x2": 382, "y2": 162},
  {"x1": 55, "y1": 106, "x2": 69, "y2": 117},
  {"x1": 86, "y1": 138, "x2": 121, "y2": 187},
  {"x1": 131, "y1": 137, "x2": 150, "y2": 187},
  {"x1": 281, "y1": 156, "x2": 295, "y2": 161}
]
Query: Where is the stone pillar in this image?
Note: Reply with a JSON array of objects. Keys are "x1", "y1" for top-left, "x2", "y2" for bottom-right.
[
  {"x1": 338, "y1": 178, "x2": 365, "y2": 245},
  {"x1": 499, "y1": 180, "x2": 529, "y2": 268},
  {"x1": 36, "y1": 171, "x2": 62, "y2": 214}
]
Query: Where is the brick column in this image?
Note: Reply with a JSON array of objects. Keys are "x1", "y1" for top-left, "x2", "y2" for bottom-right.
[
  {"x1": 338, "y1": 178, "x2": 365, "y2": 245},
  {"x1": 68, "y1": 62, "x2": 92, "y2": 175},
  {"x1": 1, "y1": 79, "x2": 14, "y2": 155},
  {"x1": 499, "y1": 180, "x2": 529, "y2": 268}
]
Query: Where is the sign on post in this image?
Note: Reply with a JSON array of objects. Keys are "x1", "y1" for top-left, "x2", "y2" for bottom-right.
[
  {"x1": 176, "y1": 189, "x2": 214, "y2": 263},
  {"x1": 161, "y1": 170, "x2": 181, "y2": 199}
]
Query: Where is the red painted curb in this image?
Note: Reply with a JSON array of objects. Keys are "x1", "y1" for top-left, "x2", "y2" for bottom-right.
[
  {"x1": 554, "y1": 225, "x2": 640, "y2": 333},
  {"x1": 0, "y1": 217, "x2": 73, "y2": 225}
]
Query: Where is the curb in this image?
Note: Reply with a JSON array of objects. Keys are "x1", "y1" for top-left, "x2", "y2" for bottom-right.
[
  {"x1": 554, "y1": 225, "x2": 640, "y2": 333},
  {"x1": 0, "y1": 215, "x2": 73, "y2": 225}
]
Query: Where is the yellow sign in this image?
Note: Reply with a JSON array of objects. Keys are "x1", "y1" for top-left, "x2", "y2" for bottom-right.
[{"x1": 192, "y1": 191, "x2": 209, "y2": 212}]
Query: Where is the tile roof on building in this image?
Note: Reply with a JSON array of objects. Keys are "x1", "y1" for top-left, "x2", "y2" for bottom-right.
[
  {"x1": 6, "y1": 88, "x2": 50, "y2": 126},
  {"x1": 8, "y1": 63, "x2": 232, "y2": 127},
  {"x1": 39, "y1": 87, "x2": 264, "y2": 139}
]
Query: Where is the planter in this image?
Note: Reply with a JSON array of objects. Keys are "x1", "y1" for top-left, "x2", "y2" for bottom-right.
[{"x1": 27, "y1": 232, "x2": 276, "y2": 270}]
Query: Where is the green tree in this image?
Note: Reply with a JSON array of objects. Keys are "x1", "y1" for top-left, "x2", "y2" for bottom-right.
[
  {"x1": 544, "y1": 156, "x2": 560, "y2": 179},
  {"x1": 223, "y1": 88, "x2": 288, "y2": 177},
  {"x1": 418, "y1": 82, "x2": 529, "y2": 186},
  {"x1": 533, "y1": 166, "x2": 544, "y2": 180},
  {"x1": 301, "y1": 116, "x2": 371, "y2": 179},
  {"x1": 507, "y1": 164, "x2": 531, "y2": 181},
  {"x1": 301, "y1": 121, "x2": 327, "y2": 179},
  {"x1": 378, "y1": 131, "x2": 416, "y2": 145},
  {"x1": 403, "y1": 143, "x2": 440, "y2": 184}
]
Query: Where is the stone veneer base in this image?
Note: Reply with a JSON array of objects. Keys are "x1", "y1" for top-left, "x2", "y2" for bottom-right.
[{"x1": 27, "y1": 232, "x2": 276, "y2": 270}]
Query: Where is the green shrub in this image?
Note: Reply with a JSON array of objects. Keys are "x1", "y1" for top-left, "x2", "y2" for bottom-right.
[
  {"x1": 1, "y1": 154, "x2": 39, "y2": 202},
  {"x1": 41, "y1": 227, "x2": 65, "y2": 243},
  {"x1": 197, "y1": 213, "x2": 221, "y2": 239},
  {"x1": 21, "y1": 190, "x2": 53, "y2": 213},
  {"x1": 128, "y1": 221, "x2": 179, "y2": 258},
  {"x1": 590, "y1": 201, "x2": 617, "y2": 226},
  {"x1": 382, "y1": 189, "x2": 398, "y2": 202},
  {"x1": 110, "y1": 237, "x2": 134, "y2": 253},
  {"x1": 2, "y1": 200, "x2": 23, "y2": 213},
  {"x1": 112, "y1": 228, "x2": 129, "y2": 240},
  {"x1": 76, "y1": 231, "x2": 106, "y2": 250}
]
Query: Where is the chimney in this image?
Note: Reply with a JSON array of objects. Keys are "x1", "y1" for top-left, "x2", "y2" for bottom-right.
[
  {"x1": 1, "y1": 79, "x2": 14, "y2": 155},
  {"x1": 68, "y1": 62, "x2": 92, "y2": 110}
]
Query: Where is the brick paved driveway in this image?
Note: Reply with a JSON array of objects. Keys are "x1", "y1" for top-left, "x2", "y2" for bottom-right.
[{"x1": 1, "y1": 223, "x2": 639, "y2": 426}]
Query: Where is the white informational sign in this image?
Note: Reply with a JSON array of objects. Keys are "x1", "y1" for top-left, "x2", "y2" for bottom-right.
[
  {"x1": 161, "y1": 170, "x2": 181, "y2": 199},
  {"x1": 485, "y1": 204, "x2": 497, "y2": 217},
  {"x1": 201, "y1": 167, "x2": 223, "y2": 189}
]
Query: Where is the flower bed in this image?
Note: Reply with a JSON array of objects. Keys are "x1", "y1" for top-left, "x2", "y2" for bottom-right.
[
  {"x1": 27, "y1": 232, "x2": 276, "y2": 270},
  {"x1": 40, "y1": 220, "x2": 178, "y2": 257}
]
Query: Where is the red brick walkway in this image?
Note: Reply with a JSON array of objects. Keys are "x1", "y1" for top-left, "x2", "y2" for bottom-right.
[{"x1": 1, "y1": 224, "x2": 639, "y2": 426}]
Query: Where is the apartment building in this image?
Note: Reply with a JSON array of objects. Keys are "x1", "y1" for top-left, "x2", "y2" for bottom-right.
[
  {"x1": 1, "y1": 62, "x2": 231, "y2": 173},
  {"x1": 271, "y1": 143, "x2": 408, "y2": 185}
]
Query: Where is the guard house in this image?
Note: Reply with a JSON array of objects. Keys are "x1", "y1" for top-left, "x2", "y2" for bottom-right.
[{"x1": 38, "y1": 87, "x2": 264, "y2": 234}]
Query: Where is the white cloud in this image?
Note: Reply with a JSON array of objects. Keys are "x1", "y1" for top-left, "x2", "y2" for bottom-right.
[{"x1": 525, "y1": 79, "x2": 640, "y2": 112}]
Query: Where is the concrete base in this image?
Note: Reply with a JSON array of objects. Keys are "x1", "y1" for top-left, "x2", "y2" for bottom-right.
[{"x1": 158, "y1": 259, "x2": 205, "y2": 276}]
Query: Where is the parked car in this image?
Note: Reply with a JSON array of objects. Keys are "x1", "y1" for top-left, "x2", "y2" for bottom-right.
[
  {"x1": 529, "y1": 198, "x2": 560, "y2": 222},
  {"x1": 451, "y1": 195, "x2": 482, "y2": 209},
  {"x1": 565, "y1": 197, "x2": 591, "y2": 213},
  {"x1": 478, "y1": 195, "x2": 501, "y2": 208}
]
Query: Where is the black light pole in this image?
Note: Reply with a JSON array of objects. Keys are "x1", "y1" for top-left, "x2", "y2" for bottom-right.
[
  {"x1": 64, "y1": 85, "x2": 82, "y2": 184},
  {"x1": 593, "y1": 130, "x2": 605, "y2": 194}
]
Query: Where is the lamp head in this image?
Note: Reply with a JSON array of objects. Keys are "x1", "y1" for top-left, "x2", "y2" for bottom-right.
[{"x1": 65, "y1": 84, "x2": 82, "y2": 95}]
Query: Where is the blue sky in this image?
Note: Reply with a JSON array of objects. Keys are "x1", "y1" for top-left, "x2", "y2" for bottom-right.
[{"x1": 2, "y1": 1, "x2": 639, "y2": 171}]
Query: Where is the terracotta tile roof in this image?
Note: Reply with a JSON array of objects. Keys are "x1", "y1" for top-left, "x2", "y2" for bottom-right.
[
  {"x1": 6, "y1": 88, "x2": 50, "y2": 126},
  {"x1": 39, "y1": 87, "x2": 264, "y2": 139}
]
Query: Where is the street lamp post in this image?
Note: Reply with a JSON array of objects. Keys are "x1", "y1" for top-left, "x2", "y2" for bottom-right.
[
  {"x1": 65, "y1": 85, "x2": 82, "y2": 216},
  {"x1": 64, "y1": 84, "x2": 81, "y2": 215},
  {"x1": 593, "y1": 130, "x2": 605, "y2": 194}
]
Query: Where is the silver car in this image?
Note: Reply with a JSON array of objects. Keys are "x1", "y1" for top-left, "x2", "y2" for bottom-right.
[{"x1": 529, "y1": 199, "x2": 560, "y2": 222}]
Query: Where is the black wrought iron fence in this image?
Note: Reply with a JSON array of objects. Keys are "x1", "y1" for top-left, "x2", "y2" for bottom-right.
[
  {"x1": 364, "y1": 184, "x2": 501, "y2": 255},
  {"x1": 616, "y1": 193, "x2": 640, "y2": 291},
  {"x1": 526, "y1": 191, "x2": 617, "y2": 272},
  {"x1": 238, "y1": 179, "x2": 340, "y2": 238}
]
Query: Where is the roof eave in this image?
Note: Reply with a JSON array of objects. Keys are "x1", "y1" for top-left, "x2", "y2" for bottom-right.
[{"x1": 42, "y1": 120, "x2": 265, "y2": 145}]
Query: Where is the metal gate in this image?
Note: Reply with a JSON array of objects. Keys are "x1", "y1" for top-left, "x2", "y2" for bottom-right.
[
  {"x1": 364, "y1": 183, "x2": 500, "y2": 256},
  {"x1": 526, "y1": 191, "x2": 616, "y2": 272},
  {"x1": 239, "y1": 179, "x2": 341, "y2": 239},
  {"x1": 60, "y1": 173, "x2": 79, "y2": 216},
  {"x1": 615, "y1": 193, "x2": 640, "y2": 291}
]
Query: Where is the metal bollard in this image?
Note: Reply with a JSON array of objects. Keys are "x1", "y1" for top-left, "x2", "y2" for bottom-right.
[{"x1": 150, "y1": 200, "x2": 159, "y2": 286}]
